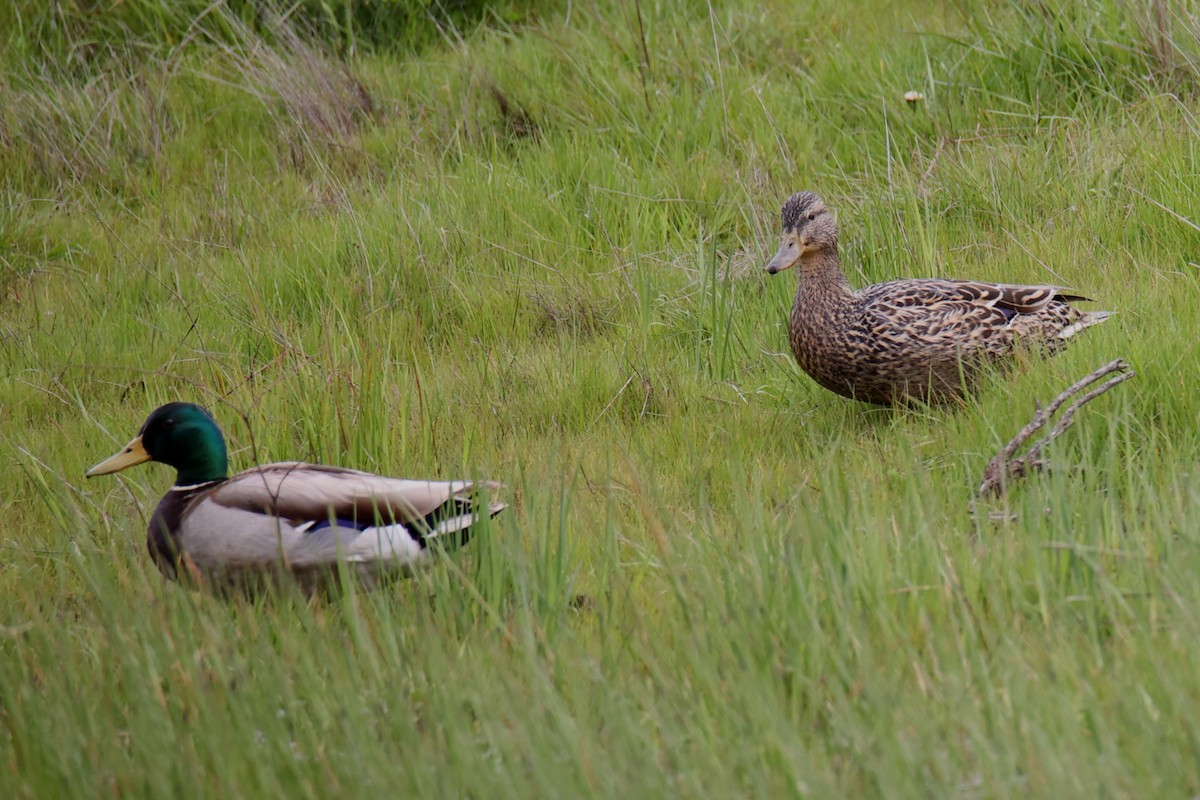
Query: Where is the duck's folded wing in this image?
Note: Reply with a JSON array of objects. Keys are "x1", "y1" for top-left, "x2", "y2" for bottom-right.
[
  {"x1": 862, "y1": 278, "x2": 1086, "y2": 314},
  {"x1": 209, "y1": 462, "x2": 499, "y2": 526},
  {"x1": 864, "y1": 299, "x2": 1016, "y2": 349},
  {"x1": 173, "y1": 465, "x2": 503, "y2": 572}
]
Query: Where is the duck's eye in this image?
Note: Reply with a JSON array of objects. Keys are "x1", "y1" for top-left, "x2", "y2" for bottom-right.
[
  {"x1": 807, "y1": 212, "x2": 817, "y2": 221},
  {"x1": 163, "y1": 418, "x2": 176, "y2": 428}
]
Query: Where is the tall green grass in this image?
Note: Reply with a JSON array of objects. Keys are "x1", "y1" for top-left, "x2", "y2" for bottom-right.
[{"x1": 2, "y1": 0, "x2": 1199, "y2": 796}]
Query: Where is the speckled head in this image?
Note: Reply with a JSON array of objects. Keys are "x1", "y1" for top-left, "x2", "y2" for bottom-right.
[
  {"x1": 781, "y1": 192, "x2": 823, "y2": 231},
  {"x1": 766, "y1": 191, "x2": 838, "y2": 274}
]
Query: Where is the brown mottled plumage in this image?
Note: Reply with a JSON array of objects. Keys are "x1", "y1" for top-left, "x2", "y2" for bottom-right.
[{"x1": 765, "y1": 192, "x2": 1111, "y2": 405}]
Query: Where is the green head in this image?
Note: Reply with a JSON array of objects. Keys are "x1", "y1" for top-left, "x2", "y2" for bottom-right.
[{"x1": 86, "y1": 402, "x2": 230, "y2": 485}]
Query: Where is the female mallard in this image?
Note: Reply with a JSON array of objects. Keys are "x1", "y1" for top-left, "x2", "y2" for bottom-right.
[
  {"x1": 86, "y1": 402, "x2": 505, "y2": 591},
  {"x1": 765, "y1": 191, "x2": 1111, "y2": 405}
]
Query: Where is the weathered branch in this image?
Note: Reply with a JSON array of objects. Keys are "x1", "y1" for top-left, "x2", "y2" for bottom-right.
[{"x1": 976, "y1": 359, "x2": 1135, "y2": 498}]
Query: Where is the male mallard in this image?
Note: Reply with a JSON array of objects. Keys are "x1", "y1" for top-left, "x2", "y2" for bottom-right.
[
  {"x1": 765, "y1": 191, "x2": 1111, "y2": 405},
  {"x1": 86, "y1": 402, "x2": 505, "y2": 591}
]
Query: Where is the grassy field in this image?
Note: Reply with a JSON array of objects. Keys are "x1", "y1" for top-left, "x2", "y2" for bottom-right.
[{"x1": 2, "y1": 0, "x2": 1199, "y2": 795}]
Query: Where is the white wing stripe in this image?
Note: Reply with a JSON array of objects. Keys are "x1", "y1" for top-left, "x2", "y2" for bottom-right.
[{"x1": 346, "y1": 524, "x2": 424, "y2": 563}]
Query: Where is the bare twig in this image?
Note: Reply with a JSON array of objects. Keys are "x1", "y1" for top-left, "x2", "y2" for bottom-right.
[{"x1": 976, "y1": 359, "x2": 1135, "y2": 498}]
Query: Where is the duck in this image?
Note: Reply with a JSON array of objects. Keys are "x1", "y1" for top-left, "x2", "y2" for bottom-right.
[
  {"x1": 765, "y1": 191, "x2": 1111, "y2": 405},
  {"x1": 86, "y1": 402, "x2": 505, "y2": 592}
]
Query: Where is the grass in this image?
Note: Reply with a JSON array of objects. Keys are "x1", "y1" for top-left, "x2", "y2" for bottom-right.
[{"x1": 2, "y1": 0, "x2": 1200, "y2": 795}]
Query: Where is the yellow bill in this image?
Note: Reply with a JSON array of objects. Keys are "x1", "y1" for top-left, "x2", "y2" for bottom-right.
[{"x1": 86, "y1": 436, "x2": 152, "y2": 477}]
